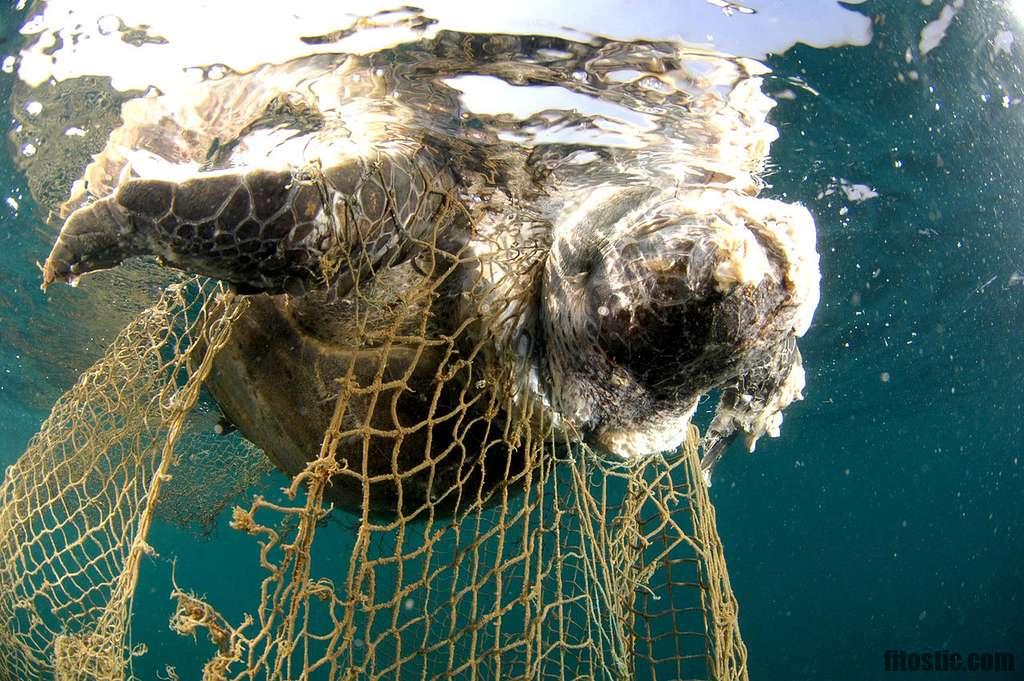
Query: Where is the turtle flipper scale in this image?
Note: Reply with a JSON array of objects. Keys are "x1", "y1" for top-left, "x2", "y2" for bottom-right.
[
  {"x1": 43, "y1": 167, "x2": 325, "y2": 293},
  {"x1": 42, "y1": 148, "x2": 455, "y2": 295}
]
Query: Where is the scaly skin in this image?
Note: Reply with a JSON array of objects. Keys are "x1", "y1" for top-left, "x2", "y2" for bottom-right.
[{"x1": 43, "y1": 146, "x2": 454, "y2": 296}]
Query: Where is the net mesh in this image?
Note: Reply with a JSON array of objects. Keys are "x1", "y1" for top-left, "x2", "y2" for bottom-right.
[
  {"x1": 0, "y1": 280, "x2": 243, "y2": 680},
  {"x1": 0, "y1": 191, "x2": 748, "y2": 681},
  {"x1": 156, "y1": 424, "x2": 274, "y2": 537}
]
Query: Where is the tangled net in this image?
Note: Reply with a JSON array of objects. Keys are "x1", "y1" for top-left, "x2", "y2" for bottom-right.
[
  {"x1": 1, "y1": 53, "x2": 753, "y2": 679},
  {"x1": 0, "y1": 263, "x2": 748, "y2": 680},
  {"x1": 0, "y1": 280, "x2": 243, "y2": 680}
]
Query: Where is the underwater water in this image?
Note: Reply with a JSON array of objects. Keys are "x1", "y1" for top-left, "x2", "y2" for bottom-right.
[{"x1": 0, "y1": 1, "x2": 1021, "y2": 680}]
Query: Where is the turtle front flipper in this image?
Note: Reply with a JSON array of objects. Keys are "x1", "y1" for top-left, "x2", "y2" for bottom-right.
[
  {"x1": 43, "y1": 168, "x2": 320, "y2": 293},
  {"x1": 43, "y1": 148, "x2": 456, "y2": 295},
  {"x1": 699, "y1": 338, "x2": 806, "y2": 480}
]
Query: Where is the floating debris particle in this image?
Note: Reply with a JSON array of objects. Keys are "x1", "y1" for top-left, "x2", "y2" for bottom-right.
[
  {"x1": 993, "y1": 30, "x2": 1014, "y2": 56},
  {"x1": 919, "y1": 0, "x2": 964, "y2": 56}
]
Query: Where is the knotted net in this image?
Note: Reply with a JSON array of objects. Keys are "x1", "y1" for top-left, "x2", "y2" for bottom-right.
[
  {"x1": 0, "y1": 187, "x2": 748, "y2": 681},
  {"x1": 0, "y1": 256, "x2": 749, "y2": 679},
  {"x1": 0, "y1": 280, "x2": 243, "y2": 680}
]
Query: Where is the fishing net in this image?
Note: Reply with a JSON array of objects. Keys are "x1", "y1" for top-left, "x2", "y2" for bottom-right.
[
  {"x1": 0, "y1": 279, "x2": 244, "y2": 680},
  {"x1": 2, "y1": 17, "x2": 757, "y2": 680},
  {"x1": 0, "y1": 201, "x2": 748, "y2": 680}
]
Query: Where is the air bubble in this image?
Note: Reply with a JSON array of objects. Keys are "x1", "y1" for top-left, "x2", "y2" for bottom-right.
[{"x1": 97, "y1": 15, "x2": 121, "y2": 34}]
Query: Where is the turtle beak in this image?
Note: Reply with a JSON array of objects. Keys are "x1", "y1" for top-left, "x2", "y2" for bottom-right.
[{"x1": 42, "y1": 199, "x2": 134, "y2": 291}]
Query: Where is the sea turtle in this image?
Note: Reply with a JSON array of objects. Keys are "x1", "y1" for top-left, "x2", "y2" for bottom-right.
[{"x1": 38, "y1": 41, "x2": 819, "y2": 516}]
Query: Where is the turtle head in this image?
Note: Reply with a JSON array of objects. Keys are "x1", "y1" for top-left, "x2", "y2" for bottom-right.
[{"x1": 541, "y1": 187, "x2": 817, "y2": 460}]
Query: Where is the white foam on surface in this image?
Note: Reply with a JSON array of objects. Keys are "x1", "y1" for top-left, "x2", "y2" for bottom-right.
[
  {"x1": 445, "y1": 75, "x2": 657, "y2": 148},
  {"x1": 18, "y1": 0, "x2": 872, "y2": 92}
]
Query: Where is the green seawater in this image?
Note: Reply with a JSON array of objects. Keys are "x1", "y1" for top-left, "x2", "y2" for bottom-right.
[{"x1": 0, "y1": 2, "x2": 1021, "y2": 680}]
